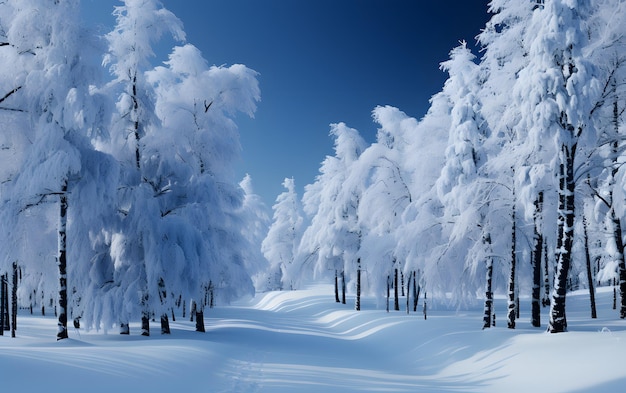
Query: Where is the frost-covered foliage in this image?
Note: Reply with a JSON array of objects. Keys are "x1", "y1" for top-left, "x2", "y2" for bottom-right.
[
  {"x1": 261, "y1": 177, "x2": 303, "y2": 291},
  {"x1": 298, "y1": 123, "x2": 367, "y2": 289},
  {"x1": 0, "y1": 0, "x2": 261, "y2": 336},
  {"x1": 289, "y1": 0, "x2": 626, "y2": 328}
]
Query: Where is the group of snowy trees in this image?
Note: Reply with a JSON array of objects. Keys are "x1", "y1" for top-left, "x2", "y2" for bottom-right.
[
  {"x1": 0, "y1": 0, "x2": 262, "y2": 339},
  {"x1": 262, "y1": 0, "x2": 626, "y2": 333},
  {"x1": 2, "y1": 0, "x2": 625, "y2": 340}
]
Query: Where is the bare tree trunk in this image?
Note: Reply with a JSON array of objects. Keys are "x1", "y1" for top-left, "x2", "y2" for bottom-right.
[
  {"x1": 141, "y1": 312, "x2": 150, "y2": 336},
  {"x1": 507, "y1": 196, "x2": 517, "y2": 329},
  {"x1": 548, "y1": 144, "x2": 576, "y2": 333},
  {"x1": 355, "y1": 259, "x2": 361, "y2": 311},
  {"x1": 57, "y1": 180, "x2": 69, "y2": 341},
  {"x1": 195, "y1": 308, "x2": 205, "y2": 332},
  {"x1": 608, "y1": 85, "x2": 626, "y2": 319},
  {"x1": 543, "y1": 242, "x2": 550, "y2": 307},
  {"x1": 132, "y1": 72, "x2": 141, "y2": 171},
  {"x1": 0, "y1": 273, "x2": 6, "y2": 335},
  {"x1": 394, "y1": 268, "x2": 399, "y2": 311},
  {"x1": 482, "y1": 234, "x2": 494, "y2": 329},
  {"x1": 531, "y1": 193, "x2": 543, "y2": 327},
  {"x1": 160, "y1": 314, "x2": 170, "y2": 334},
  {"x1": 11, "y1": 262, "x2": 17, "y2": 337},
  {"x1": 582, "y1": 212, "x2": 597, "y2": 319},
  {"x1": 120, "y1": 322, "x2": 130, "y2": 335},
  {"x1": 413, "y1": 271, "x2": 420, "y2": 312},
  {"x1": 341, "y1": 270, "x2": 346, "y2": 305},
  {"x1": 334, "y1": 270, "x2": 340, "y2": 303}
]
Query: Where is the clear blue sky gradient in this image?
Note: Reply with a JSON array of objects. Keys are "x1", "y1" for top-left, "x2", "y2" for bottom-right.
[{"x1": 83, "y1": 0, "x2": 491, "y2": 206}]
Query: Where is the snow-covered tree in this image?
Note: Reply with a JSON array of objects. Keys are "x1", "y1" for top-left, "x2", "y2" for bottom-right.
[
  {"x1": 353, "y1": 106, "x2": 413, "y2": 309},
  {"x1": 434, "y1": 42, "x2": 498, "y2": 328},
  {"x1": 239, "y1": 175, "x2": 270, "y2": 290},
  {"x1": 100, "y1": 0, "x2": 185, "y2": 336},
  {"x1": 515, "y1": 0, "x2": 600, "y2": 333},
  {"x1": 261, "y1": 178, "x2": 304, "y2": 291},
  {"x1": 298, "y1": 123, "x2": 367, "y2": 304},
  {"x1": 0, "y1": 0, "x2": 117, "y2": 340},
  {"x1": 584, "y1": 0, "x2": 626, "y2": 319}
]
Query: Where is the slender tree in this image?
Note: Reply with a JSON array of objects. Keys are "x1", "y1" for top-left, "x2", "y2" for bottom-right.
[{"x1": 531, "y1": 192, "x2": 544, "y2": 326}]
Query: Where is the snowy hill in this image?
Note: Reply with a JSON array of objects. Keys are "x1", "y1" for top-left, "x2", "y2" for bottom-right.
[{"x1": 1, "y1": 285, "x2": 626, "y2": 393}]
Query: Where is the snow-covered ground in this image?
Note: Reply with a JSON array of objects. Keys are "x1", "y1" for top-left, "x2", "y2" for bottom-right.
[{"x1": 1, "y1": 285, "x2": 625, "y2": 392}]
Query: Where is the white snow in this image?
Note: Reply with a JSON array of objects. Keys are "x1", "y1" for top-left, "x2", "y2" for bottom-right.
[{"x1": 1, "y1": 284, "x2": 625, "y2": 393}]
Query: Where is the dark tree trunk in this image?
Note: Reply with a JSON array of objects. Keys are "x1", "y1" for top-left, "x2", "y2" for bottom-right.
[
  {"x1": 413, "y1": 272, "x2": 421, "y2": 312},
  {"x1": 141, "y1": 312, "x2": 150, "y2": 336},
  {"x1": 190, "y1": 300, "x2": 196, "y2": 322},
  {"x1": 507, "y1": 196, "x2": 517, "y2": 329},
  {"x1": 543, "y1": 242, "x2": 551, "y2": 307},
  {"x1": 120, "y1": 322, "x2": 130, "y2": 335},
  {"x1": 57, "y1": 180, "x2": 69, "y2": 341},
  {"x1": 132, "y1": 72, "x2": 142, "y2": 171},
  {"x1": 582, "y1": 213, "x2": 597, "y2": 319},
  {"x1": 355, "y1": 260, "x2": 361, "y2": 311},
  {"x1": 160, "y1": 314, "x2": 170, "y2": 334},
  {"x1": 423, "y1": 291, "x2": 427, "y2": 320},
  {"x1": 548, "y1": 144, "x2": 576, "y2": 333},
  {"x1": 482, "y1": 234, "x2": 494, "y2": 329},
  {"x1": 613, "y1": 213, "x2": 626, "y2": 318},
  {"x1": 334, "y1": 270, "x2": 340, "y2": 303},
  {"x1": 614, "y1": 279, "x2": 618, "y2": 310},
  {"x1": 341, "y1": 270, "x2": 346, "y2": 305},
  {"x1": 531, "y1": 193, "x2": 544, "y2": 327},
  {"x1": 195, "y1": 309, "x2": 205, "y2": 332},
  {"x1": 401, "y1": 271, "x2": 405, "y2": 297},
  {"x1": 608, "y1": 86, "x2": 626, "y2": 318},
  {"x1": 0, "y1": 274, "x2": 6, "y2": 335},
  {"x1": 11, "y1": 262, "x2": 17, "y2": 337},
  {"x1": 394, "y1": 268, "x2": 399, "y2": 311}
]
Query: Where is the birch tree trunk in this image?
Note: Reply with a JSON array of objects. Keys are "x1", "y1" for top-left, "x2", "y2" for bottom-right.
[
  {"x1": 543, "y1": 242, "x2": 550, "y2": 307},
  {"x1": 0, "y1": 274, "x2": 6, "y2": 335},
  {"x1": 413, "y1": 271, "x2": 420, "y2": 313},
  {"x1": 11, "y1": 262, "x2": 17, "y2": 337},
  {"x1": 531, "y1": 192, "x2": 543, "y2": 327},
  {"x1": 482, "y1": 233, "x2": 494, "y2": 329},
  {"x1": 341, "y1": 270, "x2": 346, "y2": 304},
  {"x1": 160, "y1": 314, "x2": 170, "y2": 334},
  {"x1": 394, "y1": 268, "x2": 399, "y2": 311},
  {"x1": 507, "y1": 196, "x2": 517, "y2": 329},
  {"x1": 582, "y1": 212, "x2": 597, "y2": 319},
  {"x1": 355, "y1": 259, "x2": 361, "y2": 311},
  {"x1": 334, "y1": 270, "x2": 340, "y2": 303},
  {"x1": 57, "y1": 180, "x2": 69, "y2": 341},
  {"x1": 548, "y1": 143, "x2": 576, "y2": 333},
  {"x1": 609, "y1": 94, "x2": 626, "y2": 319}
]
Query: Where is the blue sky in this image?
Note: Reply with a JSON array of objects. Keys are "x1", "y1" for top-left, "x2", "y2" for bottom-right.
[{"x1": 84, "y1": 0, "x2": 491, "y2": 207}]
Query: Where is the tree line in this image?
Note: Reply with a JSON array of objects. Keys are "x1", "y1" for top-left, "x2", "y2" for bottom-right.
[{"x1": 261, "y1": 0, "x2": 626, "y2": 333}]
